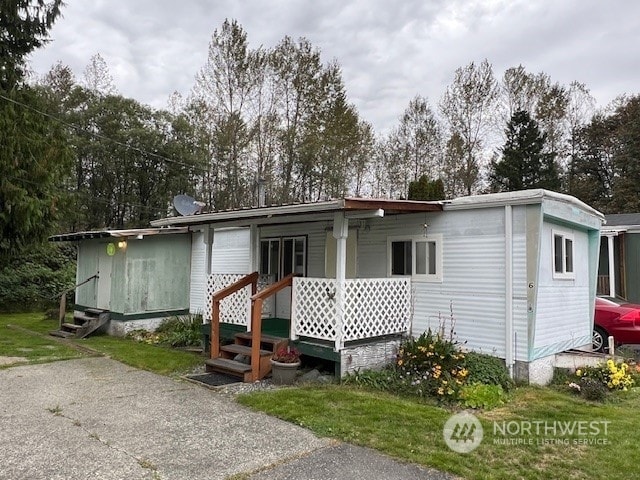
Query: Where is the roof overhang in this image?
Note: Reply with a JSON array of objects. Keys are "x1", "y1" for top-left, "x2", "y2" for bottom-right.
[
  {"x1": 444, "y1": 189, "x2": 605, "y2": 220},
  {"x1": 150, "y1": 198, "x2": 443, "y2": 228},
  {"x1": 49, "y1": 227, "x2": 189, "y2": 242}
]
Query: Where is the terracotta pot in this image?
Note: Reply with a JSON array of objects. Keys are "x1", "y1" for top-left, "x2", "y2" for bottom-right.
[{"x1": 270, "y1": 359, "x2": 301, "y2": 385}]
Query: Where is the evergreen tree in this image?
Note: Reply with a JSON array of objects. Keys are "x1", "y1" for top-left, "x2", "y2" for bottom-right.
[
  {"x1": 0, "y1": 0, "x2": 69, "y2": 259},
  {"x1": 490, "y1": 110, "x2": 560, "y2": 192},
  {"x1": 408, "y1": 176, "x2": 445, "y2": 201}
]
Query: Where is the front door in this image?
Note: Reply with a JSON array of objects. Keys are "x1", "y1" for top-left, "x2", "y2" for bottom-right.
[
  {"x1": 260, "y1": 237, "x2": 306, "y2": 319},
  {"x1": 96, "y1": 249, "x2": 112, "y2": 310}
]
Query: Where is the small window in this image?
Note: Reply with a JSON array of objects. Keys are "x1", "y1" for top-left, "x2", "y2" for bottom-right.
[
  {"x1": 388, "y1": 235, "x2": 442, "y2": 282},
  {"x1": 260, "y1": 236, "x2": 306, "y2": 280},
  {"x1": 552, "y1": 230, "x2": 575, "y2": 279}
]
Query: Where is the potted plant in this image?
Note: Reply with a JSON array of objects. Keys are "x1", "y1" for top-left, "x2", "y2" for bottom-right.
[{"x1": 270, "y1": 346, "x2": 301, "y2": 385}]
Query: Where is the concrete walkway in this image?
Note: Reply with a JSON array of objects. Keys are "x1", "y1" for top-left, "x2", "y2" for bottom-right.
[{"x1": 0, "y1": 358, "x2": 454, "y2": 480}]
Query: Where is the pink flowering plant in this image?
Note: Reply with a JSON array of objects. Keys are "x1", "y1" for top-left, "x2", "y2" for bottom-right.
[{"x1": 272, "y1": 346, "x2": 301, "y2": 364}]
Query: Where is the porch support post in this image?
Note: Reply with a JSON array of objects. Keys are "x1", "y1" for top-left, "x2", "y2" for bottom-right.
[
  {"x1": 607, "y1": 234, "x2": 616, "y2": 298},
  {"x1": 204, "y1": 225, "x2": 214, "y2": 277},
  {"x1": 249, "y1": 224, "x2": 259, "y2": 273},
  {"x1": 248, "y1": 224, "x2": 260, "y2": 331},
  {"x1": 333, "y1": 212, "x2": 349, "y2": 351}
]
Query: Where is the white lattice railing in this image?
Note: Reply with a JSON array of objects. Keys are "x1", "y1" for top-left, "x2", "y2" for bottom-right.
[
  {"x1": 291, "y1": 277, "x2": 412, "y2": 348},
  {"x1": 204, "y1": 273, "x2": 274, "y2": 326}
]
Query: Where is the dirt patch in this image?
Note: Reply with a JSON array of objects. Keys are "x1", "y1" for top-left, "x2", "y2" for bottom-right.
[{"x1": 0, "y1": 356, "x2": 28, "y2": 366}]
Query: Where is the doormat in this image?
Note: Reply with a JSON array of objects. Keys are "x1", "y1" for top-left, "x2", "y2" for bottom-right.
[{"x1": 186, "y1": 372, "x2": 239, "y2": 387}]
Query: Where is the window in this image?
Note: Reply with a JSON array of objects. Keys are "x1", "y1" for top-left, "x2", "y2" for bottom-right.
[
  {"x1": 388, "y1": 235, "x2": 442, "y2": 281},
  {"x1": 260, "y1": 239, "x2": 280, "y2": 278},
  {"x1": 552, "y1": 230, "x2": 574, "y2": 279},
  {"x1": 259, "y1": 236, "x2": 306, "y2": 279}
]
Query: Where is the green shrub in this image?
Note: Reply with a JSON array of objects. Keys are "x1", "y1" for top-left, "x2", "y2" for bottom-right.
[
  {"x1": 0, "y1": 243, "x2": 76, "y2": 312},
  {"x1": 156, "y1": 314, "x2": 203, "y2": 347},
  {"x1": 463, "y1": 351, "x2": 513, "y2": 391},
  {"x1": 343, "y1": 366, "x2": 402, "y2": 391},
  {"x1": 395, "y1": 328, "x2": 468, "y2": 399},
  {"x1": 127, "y1": 314, "x2": 203, "y2": 348},
  {"x1": 575, "y1": 359, "x2": 635, "y2": 391},
  {"x1": 579, "y1": 377, "x2": 608, "y2": 402},
  {"x1": 460, "y1": 383, "x2": 506, "y2": 409}
]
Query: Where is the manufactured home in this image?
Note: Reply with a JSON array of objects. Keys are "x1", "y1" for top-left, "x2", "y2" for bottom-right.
[
  {"x1": 599, "y1": 213, "x2": 640, "y2": 302},
  {"x1": 151, "y1": 189, "x2": 604, "y2": 384}
]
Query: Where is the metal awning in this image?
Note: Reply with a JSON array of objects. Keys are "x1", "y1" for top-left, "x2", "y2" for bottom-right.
[
  {"x1": 150, "y1": 198, "x2": 444, "y2": 228},
  {"x1": 49, "y1": 227, "x2": 189, "y2": 242}
]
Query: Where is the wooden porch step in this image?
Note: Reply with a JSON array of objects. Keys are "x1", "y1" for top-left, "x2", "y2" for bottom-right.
[
  {"x1": 205, "y1": 358, "x2": 252, "y2": 380},
  {"x1": 85, "y1": 308, "x2": 106, "y2": 316},
  {"x1": 73, "y1": 314, "x2": 93, "y2": 323},
  {"x1": 61, "y1": 323, "x2": 83, "y2": 330},
  {"x1": 220, "y1": 344, "x2": 272, "y2": 357},
  {"x1": 234, "y1": 332, "x2": 287, "y2": 349},
  {"x1": 49, "y1": 330, "x2": 75, "y2": 338}
]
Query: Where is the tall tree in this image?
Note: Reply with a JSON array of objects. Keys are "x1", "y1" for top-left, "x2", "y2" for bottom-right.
[
  {"x1": 0, "y1": 0, "x2": 69, "y2": 258},
  {"x1": 490, "y1": 110, "x2": 559, "y2": 192},
  {"x1": 194, "y1": 19, "x2": 256, "y2": 209},
  {"x1": 387, "y1": 95, "x2": 441, "y2": 197},
  {"x1": 439, "y1": 59, "x2": 499, "y2": 195},
  {"x1": 408, "y1": 175, "x2": 445, "y2": 201},
  {"x1": 0, "y1": 0, "x2": 64, "y2": 90},
  {"x1": 82, "y1": 53, "x2": 117, "y2": 95}
]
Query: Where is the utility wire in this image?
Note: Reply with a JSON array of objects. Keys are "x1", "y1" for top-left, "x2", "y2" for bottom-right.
[{"x1": 0, "y1": 91, "x2": 209, "y2": 174}]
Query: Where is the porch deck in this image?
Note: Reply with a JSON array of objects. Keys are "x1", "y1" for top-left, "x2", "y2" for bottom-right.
[{"x1": 203, "y1": 273, "x2": 410, "y2": 380}]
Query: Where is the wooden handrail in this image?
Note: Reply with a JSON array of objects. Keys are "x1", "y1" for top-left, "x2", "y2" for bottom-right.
[
  {"x1": 249, "y1": 273, "x2": 297, "y2": 381},
  {"x1": 210, "y1": 272, "x2": 259, "y2": 359},
  {"x1": 213, "y1": 272, "x2": 259, "y2": 301},
  {"x1": 59, "y1": 273, "x2": 99, "y2": 327},
  {"x1": 250, "y1": 273, "x2": 296, "y2": 301}
]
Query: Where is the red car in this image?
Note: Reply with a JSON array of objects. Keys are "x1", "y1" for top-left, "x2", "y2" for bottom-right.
[{"x1": 593, "y1": 297, "x2": 640, "y2": 352}]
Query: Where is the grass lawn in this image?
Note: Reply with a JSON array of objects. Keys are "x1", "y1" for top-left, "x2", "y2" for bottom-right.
[
  {"x1": 0, "y1": 313, "x2": 83, "y2": 366},
  {"x1": 81, "y1": 335, "x2": 204, "y2": 376},
  {"x1": 238, "y1": 384, "x2": 640, "y2": 480},
  {"x1": 0, "y1": 313, "x2": 204, "y2": 376}
]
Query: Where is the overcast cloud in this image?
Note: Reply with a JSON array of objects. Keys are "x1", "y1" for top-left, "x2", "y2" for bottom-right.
[{"x1": 28, "y1": 0, "x2": 640, "y2": 133}]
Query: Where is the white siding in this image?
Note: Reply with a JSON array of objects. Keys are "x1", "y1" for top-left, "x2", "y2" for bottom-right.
[
  {"x1": 189, "y1": 231, "x2": 206, "y2": 314},
  {"x1": 358, "y1": 209, "x2": 526, "y2": 359},
  {"x1": 533, "y1": 221, "x2": 591, "y2": 359},
  {"x1": 211, "y1": 228, "x2": 251, "y2": 274},
  {"x1": 190, "y1": 228, "x2": 251, "y2": 315},
  {"x1": 260, "y1": 222, "x2": 328, "y2": 277}
]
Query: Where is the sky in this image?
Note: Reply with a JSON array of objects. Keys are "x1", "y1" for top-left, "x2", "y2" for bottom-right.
[{"x1": 29, "y1": 0, "x2": 640, "y2": 134}]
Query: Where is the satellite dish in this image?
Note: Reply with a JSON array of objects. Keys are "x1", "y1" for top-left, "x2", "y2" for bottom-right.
[{"x1": 173, "y1": 194, "x2": 206, "y2": 216}]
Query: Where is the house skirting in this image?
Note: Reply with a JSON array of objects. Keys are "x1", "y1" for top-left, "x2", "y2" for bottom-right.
[
  {"x1": 74, "y1": 305, "x2": 189, "y2": 336},
  {"x1": 516, "y1": 344, "x2": 595, "y2": 385},
  {"x1": 339, "y1": 337, "x2": 402, "y2": 377}
]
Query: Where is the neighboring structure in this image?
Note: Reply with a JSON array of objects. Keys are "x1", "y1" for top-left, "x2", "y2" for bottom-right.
[
  {"x1": 151, "y1": 190, "x2": 604, "y2": 384},
  {"x1": 598, "y1": 213, "x2": 640, "y2": 303},
  {"x1": 50, "y1": 228, "x2": 191, "y2": 335}
]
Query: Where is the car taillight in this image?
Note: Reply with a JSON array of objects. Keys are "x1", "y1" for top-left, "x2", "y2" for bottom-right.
[{"x1": 620, "y1": 311, "x2": 640, "y2": 321}]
